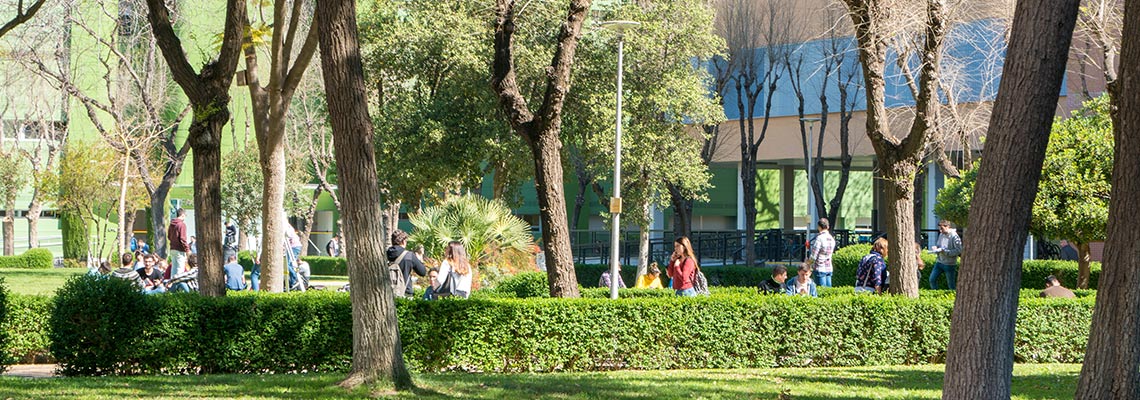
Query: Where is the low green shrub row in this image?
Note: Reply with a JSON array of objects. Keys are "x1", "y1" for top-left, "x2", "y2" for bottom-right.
[
  {"x1": 36, "y1": 274, "x2": 1094, "y2": 376},
  {"x1": 576, "y1": 244, "x2": 1100, "y2": 291},
  {"x1": 0, "y1": 248, "x2": 53, "y2": 269},
  {"x1": 0, "y1": 277, "x2": 10, "y2": 372},
  {"x1": 237, "y1": 251, "x2": 347, "y2": 276},
  {"x1": 2, "y1": 294, "x2": 52, "y2": 364}
]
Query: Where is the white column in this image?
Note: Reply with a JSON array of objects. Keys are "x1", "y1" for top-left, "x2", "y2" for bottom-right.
[
  {"x1": 736, "y1": 162, "x2": 746, "y2": 231},
  {"x1": 925, "y1": 161, "x2": 939, "y2": 248}
]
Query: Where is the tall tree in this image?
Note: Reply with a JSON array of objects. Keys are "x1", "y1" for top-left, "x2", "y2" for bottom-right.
[
  {"x1": 490, "y1": 0, "x2": 591, "y2": 297},
  {"x1": 840, "y1": 0, "x2": 945, "y2": 297},
  {"x1": 241, "y1": 0, "x2": 321, "y2": 292},
  {"x1": 1076, "y1": 0, "x2": 1140, "y2": 395},
  {"x1": 0, "y1": 147, "x2": 26, "y2": 255},
  {"x1": 144, "y1": 0, "x2": 247, "y2": 297},
  {"x1": 316, "y1": 0, "x2": 411, "y2": 390},
  {"x1": 28, "y1": 0, "x2": 189, "y2": 257},
  {"x1": 941, "y1": 0, "x2": 1080, "y2": 397}
]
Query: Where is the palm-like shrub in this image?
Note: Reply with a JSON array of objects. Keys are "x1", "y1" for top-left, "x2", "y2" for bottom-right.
[{"x1": 408, "y1": 195, "x2": 535, "y2": 282}]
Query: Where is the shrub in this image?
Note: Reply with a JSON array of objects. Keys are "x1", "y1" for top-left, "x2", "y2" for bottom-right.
[
  {"x1": 575, "y1": 264, "x2": 773, "y2": 289},
  {"x1": 38, "y1": 280, "x2": 1095, "y2": 375},
  {"x1": 0, "y1": 277, "x2": 11, "y2": 372},
  {"x1": 62, "y1": 259, "x2": 84, "y2": 269},
  {"x1": 60, "y1": 211, "x2": 88, "y2": 260},
  {"x1": 2, "y1": 294, "x2": 53, "y2": 363},
  {"x1": 238, "y1": 251, "x2": 347, "y2": 276},
  {"x1": 486, "y1": 272, "x2": 550, "y2": 298},
  {"x1": 0, "y1": 248, "x2": 54, "y2": 269},
  {"x1": 1022, "y1": 260, "x2": 1101, "y2": 289}
]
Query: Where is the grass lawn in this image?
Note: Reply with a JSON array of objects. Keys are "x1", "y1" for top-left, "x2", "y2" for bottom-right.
[
  {"x1": 0, "y1": 269, "x2": 348, "y2": 296},
  {"x1": 0, "y1": 268, "x2": 85, "y2": 296},
  {"x1": 0, "y1": 364, "x2": 1081, "y2": 399}
]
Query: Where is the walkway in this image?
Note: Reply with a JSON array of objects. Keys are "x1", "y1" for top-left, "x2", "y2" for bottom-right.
[{"x1": 2, "y1": 364, "x2": 56, "y2": 378}]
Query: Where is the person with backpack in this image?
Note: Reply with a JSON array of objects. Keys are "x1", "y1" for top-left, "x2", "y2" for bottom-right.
[
  {"x1": 855, "y1": 238, "x2": 889, "y2": 294},
  {"x1": 434, "y1": 241, "x2": 474, "y2": 299},
  {"x1": 667, "y1": 236, "x2": 699, "y2": 297},
  {"x1": 387, "y1": 230, "x2": 427, "y2": 298}
]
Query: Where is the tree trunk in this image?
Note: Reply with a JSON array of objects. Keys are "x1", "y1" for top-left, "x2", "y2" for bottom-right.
[
  {"x1": 258, "y1": 138, "x2": 287, "y2": 292},
  {"x1": 1077, "y1": 242, "x2": 1092, "y2": 289},
  {"x1": 380, "y1": 201, "x2": 399, "y2": 251},
  {"x1": 298, "y1": 189, "x2": 321, "y2": 256},
  {"x1": 123, "y1": 207, "x2": 137, "y2": 253},
  {"x1": 189, "y1": 114, "x2": 229, "y2": 297},
  {"x1": 1076, "y1": 0, "x2": 1140, "y2": 394},
  {"x1": 741, "y1": 164, "x2": 757, "y2": 265},
  {"x1": 25, "y1": 200, "x2": 40, "y2": 249},
  {"x1": 149, "y1": 191, "x2": 169, "y2": 258},
  {"x1": 637, "y1": 202, "x2": 651, "y2": 279},
  {"x1": 667, "y1": 182, "x2": 693, "y2": 239},
  {"x1": 316, "y1": 0, "x2": 412, "y2": 390},
  {"x1": 2, "y1": 204, "x2": 13, "y2": 255},
  {"x1": 526, "y1": 127, "x2": 580, "y2": 298},
  {"x1": 882, "y1": 161, "x2": 920, "y2": 297},
  {"x1": 942, "y1": 1, "x2": 1080, "y2": 398},
  {"x1": 116, "y1": 158, "x2": 130, "y2": 255}
]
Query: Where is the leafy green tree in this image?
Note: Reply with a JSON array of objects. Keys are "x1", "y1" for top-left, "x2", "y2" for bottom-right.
[
  {"x1": 52, "y1": 142, "x2": 118, "y2": 260},
  {"x1": 935, "y1": 96, "x2": 1113, "y2": 288},
  {"x1": 0, "y1": 149, "x2": 28, "y2": 255},
  {"x1": 221, "y1": 142, "x2": 263, "y2": 240},
  {"x1": 408, "y1": 194, "x2": 535, "y2": 287},
  {"x1": 565, "y1": 0, "x2": 724, "y2": 272}
]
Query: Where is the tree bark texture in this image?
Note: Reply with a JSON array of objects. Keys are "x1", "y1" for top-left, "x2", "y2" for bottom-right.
[
  {"x1": 667, "y1": 183, "x2": 693, "y2": 239},
  {"x1": 490, "y1": 0, "x2": 590, "y2": 298},
  {"x1": 941, "y1": 1, "x2": 1079, "y2": 398},
  {"x1": 25, "y1": 200, "x2": 40, "y2": 249},
  {"x1": 316, "y1": 0, "x2": 412, "y2": 390},
  {"x1": 144, "y1": 0, "x2": 246, "y2": 297},
  {"x1": 2, "y1": 205, "x2": 13, "y2": 255},
  {"x1": 843, "y1": 0, "x2": 945, "y2": 297},
  {"x1": 1077, "y1": 0, "x2": 1140, "y2": 395},
  {"x1": 149, "y1": 192, "x2": 169, "y2": 258}
]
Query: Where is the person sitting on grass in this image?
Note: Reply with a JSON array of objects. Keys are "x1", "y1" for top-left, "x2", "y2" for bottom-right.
[
  {"x1": 295, "y1": 260, "x2": 311, "y2": 292},
  {"x1": 223, "y1": 252, "x2": 248, "y2": 291},
  {"x1": 167, "y1": 254, "x2": 199, "y2": 293},
  {"x1": 1040, "y1": 275, "x2": 1075, "y2": 298},
  {"x1": 111, "y1": 252, "x2": 144, "y2": 289},
  {"x1": 855, "y1": 238, "x2": 889, "y2": 294},
  {"x1": 758, "y1": 265, "x2": 788, "y2": 294},
  {"x1": 135, "y1": 254, "x2": 166, "y2": 294},
  {"x1": 784, "y1": 263, "x2": 817, "y2": 297},
  {"x1": 635, "y1": 263, "x2": 664, "y2": 289}
]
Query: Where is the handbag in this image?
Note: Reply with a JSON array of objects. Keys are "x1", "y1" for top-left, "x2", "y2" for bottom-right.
[{"x1": 434, "y1": 269, "x2": 459, "y2": 297}]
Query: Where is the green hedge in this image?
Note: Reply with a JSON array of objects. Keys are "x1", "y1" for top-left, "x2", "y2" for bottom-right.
[
  {"x1": 2, "y1": 294, "x2": 52, "y2": 364},
  {"x1": 40, "y1": 274, "x2": 1095, "y2": 375},
  {"x1": 0, "y1": 277, "x2": 10, "y2": 372},
  {"x1": 831, "y1": 244, "x2": 1100, "y2": 290},
  {"x1": 0, "y1": 248, "x2": 54, "y2": 269},
  {"x1": 237, "y1": 251, "x2": 347, "y2": 276}
]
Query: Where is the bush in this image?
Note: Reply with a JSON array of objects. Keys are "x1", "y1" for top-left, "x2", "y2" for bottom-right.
[
  {"x1": 238, "y1": 251, "x2": 347, "y2": 276},
  {"x1": 830, "y1": 245, "x2": 1101, "y2": 290},
  {"x1": 0, "y1": 248, "x2": 54, "y2": 269},
  {"x1": 0, "y1": 277, "x2": 11, "y2": 372},
  {"x1": 485, "y1": 272, "x2": 550, "y2": 298},
  {"x1": 2, "y1": 294, "x2": 53, "y2": 363},
  {"x1": 60, "y1": 211, "x2": 87, "y2": 260},
  {"x1": 575, "y1": 264, "x2": 773, "y2": 289},
  {"x1": 39, "y1": 277, "x2": 1096, "y2": 375}
]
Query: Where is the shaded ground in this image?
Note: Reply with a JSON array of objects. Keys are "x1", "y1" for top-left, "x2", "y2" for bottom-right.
[{"x1": 0, "y1": 364, "x2": 1080, "y2": 399}]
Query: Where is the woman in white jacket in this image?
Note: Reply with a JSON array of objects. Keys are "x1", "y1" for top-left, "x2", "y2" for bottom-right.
[{"x1": 436, "y1": 241, "x2": 473, "y2": 298}]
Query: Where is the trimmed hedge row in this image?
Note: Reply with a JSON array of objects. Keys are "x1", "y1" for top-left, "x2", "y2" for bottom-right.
[
  {"x1": 576, "y1": 244, "x2": 1100, "y2": 290},
  {"x1": 0, "y1": 277, "x2": 10, "y2": 372},
  {"x1": 0, "y1": 248, "x2": 54, "y2": 269},
  {"x1": 236, "y1": 251, "x2": 347, "y2": 276},
  {"x1": 36, "y1": 274, "x2": 1094, "y2": 376}
]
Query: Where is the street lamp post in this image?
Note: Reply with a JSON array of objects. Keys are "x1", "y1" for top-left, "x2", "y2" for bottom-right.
[
  {"x1": 800, "y1": 117, "x2": 820, "y2": 260},
  {"x1": 601, "y1": 20, "x2": 640, "y2": 300}
]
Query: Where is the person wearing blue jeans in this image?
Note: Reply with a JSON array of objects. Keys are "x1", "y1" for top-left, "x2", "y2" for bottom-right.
[
  {"x1": 808, "y1": 218, "x2": 836, "y2": 287},
  {"x1": 929, "y1": 220, "x2": 962, "y2": 290}
]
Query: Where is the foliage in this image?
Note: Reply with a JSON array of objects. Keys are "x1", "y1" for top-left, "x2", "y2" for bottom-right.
[
  {"x1": 59, "y1": 211, "x2": 88, "y2": 260},
  {"x1": 220, "y1": 142, "x2": 262, "y2": 235},
  {"x1": 0, "y1": 277, "x2": 10, "y2": 371},
  {"x1": 52, "y1": 141, "x2": 117, "y2": 216},
  {"x1": 34, "y1": 284, "x2": 1094, "y2": 375},
  {"x1": 48, "y1": 276, "x2": 352, "y2": 376},
  {"x1": 0, "y1": 248, "x2": 53, "y2": 269},
  {"x1": 236, "y1": 251, "x2": 347, "y2": 276},
  {"x1": 359, "y1": 0, "x2": 525, "y2": 206},
  {"x1": 408, "y1": 195, "x2": 534, "y2": 273},
  {"x1": 0, "y1": 151, "x2": 28, "y2": 215},
  {"x1": 1, "y1": 293, "x2": 52, "y2": 364},
  {"x1": 485, "y1": 272, "x2": 550, "y2": 299},
  {"x1": 565, "y1": 0, "x2": 725, "y2": 227},
  {"x1": 935, "y1": 95, "x2": 1113, "y2": 243}
]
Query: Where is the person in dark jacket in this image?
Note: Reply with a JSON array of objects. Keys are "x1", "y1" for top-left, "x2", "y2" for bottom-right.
[
  {"x1": 758, "y1": 265, "x2": 788, "y2": 294},
  {"x1": 387, "y1": 230, "x2": 427, "y2": 297},
  {"x1": 167, "y1": 208, "x2": 191, "y2": 276}
]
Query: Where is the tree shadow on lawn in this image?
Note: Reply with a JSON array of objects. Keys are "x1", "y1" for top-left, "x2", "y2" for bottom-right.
[
  {"x1": 0, "y1": 374, "x2": 378, "y2": 400},
  {"x1": 780, "y1": 367, "x2": 1078, "y2": 400}
]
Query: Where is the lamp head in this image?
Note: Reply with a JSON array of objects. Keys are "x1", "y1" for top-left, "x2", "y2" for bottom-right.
[{"x1": 599, "y1": 20, "x2": 641, "y2": 35}]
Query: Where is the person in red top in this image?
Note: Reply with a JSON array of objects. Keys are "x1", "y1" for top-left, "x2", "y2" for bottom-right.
[
  {"x1": 167, "y1": 208, "x2": 191, "y2": 276},
  {"x1": 666, "y1": 236, "x2": 698, "y2": 296}
]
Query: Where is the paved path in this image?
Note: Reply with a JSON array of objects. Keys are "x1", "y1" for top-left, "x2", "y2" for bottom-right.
[{"x1": 3, "y1": 364, "x2": 56, "y2": 378}]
